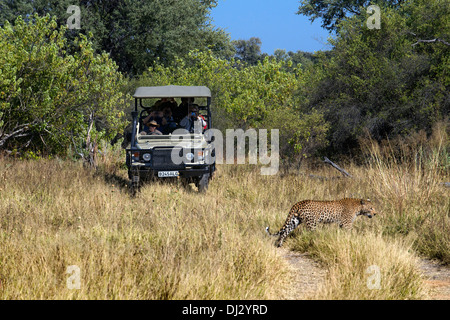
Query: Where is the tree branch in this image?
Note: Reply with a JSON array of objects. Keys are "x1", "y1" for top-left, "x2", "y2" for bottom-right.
[
  {"x1": 408, "y1": 31, "x2": 450, "y2": 47},
  {"x1": 412, "y1": 38, "x2": 450, "y2": 47},
  {"x1": 0, "y1": 122, "x2": 34, "y2": 148},
  {"x1": 323, "y1": 157, "x2": 352, "y2": 177}
]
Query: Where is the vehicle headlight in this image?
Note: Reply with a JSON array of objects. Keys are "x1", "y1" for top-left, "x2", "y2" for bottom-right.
[
  {"x1": 186, "y1": 152, "x2": 194, "y2": 161},
  {"x1": 142, "y1": 153, "x2": 151, "y2": 162}
]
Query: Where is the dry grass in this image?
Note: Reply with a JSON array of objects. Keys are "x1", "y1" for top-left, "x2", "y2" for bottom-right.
[
  {"x1": 279, "y1": 122, "x2": 448, "y2": 299},
  {"x1": 291, "y1": 230, "x2": 427, "y2": 299},
  {"x1": 360, "y1": 122, "x2": 450, "y2": 263},
  {"x1": 0, "y1": 122, "x2": 448, "y2": 299},
  {"x1": 0, "y1": 156, "x2": 298, "y2": 299}
]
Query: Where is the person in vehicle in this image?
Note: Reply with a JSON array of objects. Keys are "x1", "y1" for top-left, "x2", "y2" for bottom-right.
[
  {"x1": 179, "y1": 105, "x2": 206, "y2": 133},
  {"x1": 173, "y1": 97, "x2": 194, "y2": 123},
  {"x1": 142, "y1": 110, "x2": 167, "y2": 128},
  {"x1": 159, "y1": 106, "x2": 177, "y2": 134},
  {"x1": 141, "y1": 120, "x2": 162, "y2": 135},
  {"x1": 153, "y1": 97, "x2": 177, "y2": 111}
]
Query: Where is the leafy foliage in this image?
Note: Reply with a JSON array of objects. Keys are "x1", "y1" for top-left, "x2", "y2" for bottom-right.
[
  {"x1": 0, "y1": 0, "x2": 447, "y2": 163},
  {"x1": 297, "y1": 0, "x2": 404, "y2": 31},
  {"x1": 298, "y1": 0, "x2": 449, "y2": 154},
  {"x1": 0, "y1": 14, "x2": 128, "y2": 157},
  {"x1": 139, "y1": 50, "x2": 329, "y2": 162},
  {"x1": 0, "y1": 0, "x2": 234, "y2": 75},
  {"x1": 233, "y1": 37, "x2": 262, "y2": 66}
]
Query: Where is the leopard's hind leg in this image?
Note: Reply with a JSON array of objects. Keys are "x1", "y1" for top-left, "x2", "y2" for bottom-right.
[{"x1": 266, "y1": 215, "x2": 301, "y2": 247}]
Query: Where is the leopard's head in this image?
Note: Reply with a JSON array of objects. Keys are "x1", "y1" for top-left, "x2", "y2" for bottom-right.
[{"x1": 359, "y1": 199, "x2": 377, "y2": 219}]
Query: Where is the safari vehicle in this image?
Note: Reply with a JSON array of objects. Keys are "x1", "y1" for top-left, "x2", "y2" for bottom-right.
[{"x1": 125, "y1": 85, "x2": 216, "y2": 194}]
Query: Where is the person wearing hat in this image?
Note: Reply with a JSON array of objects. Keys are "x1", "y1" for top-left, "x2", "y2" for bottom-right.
[{"x1": 141, "y1": 120, "x2": 163, "y2": 135}]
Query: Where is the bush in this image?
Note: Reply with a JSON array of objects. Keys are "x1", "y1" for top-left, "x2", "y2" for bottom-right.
[
  {"x1": 298, "y1": 1, "x2": 449, "y2": 155},
  {"x1": 0, "y1": 14, "x2": 128, "y2": 157}
]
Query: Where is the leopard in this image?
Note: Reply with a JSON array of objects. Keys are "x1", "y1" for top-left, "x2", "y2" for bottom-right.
[{"x1": 266, "y1": 198, "x2": 377, "y2": 247}]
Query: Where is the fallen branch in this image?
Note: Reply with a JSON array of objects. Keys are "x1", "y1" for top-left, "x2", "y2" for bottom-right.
[{"x1": 323, "y1": 157, "x2": 352, "y2": 177}]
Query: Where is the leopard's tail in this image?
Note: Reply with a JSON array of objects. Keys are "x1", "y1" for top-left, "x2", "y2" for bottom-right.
[{"x1": 265, "y1": 226, "x2": 281, "y2": 237}]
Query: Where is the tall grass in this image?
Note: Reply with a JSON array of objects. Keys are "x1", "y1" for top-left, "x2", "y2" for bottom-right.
[
  {"x1": 291, "y1": 230, "x2": 426, "y2": 299},
  {"x1": 360, "y1": 122, "x2": 450, "y2": 263},
  {"x1": 275, "y1": 122, "x2": 448, "y2": 299},
  {"x1": 0, "y1": 122, "x2": 447, "y2": 299},
  {"x1": 0, "y1": 159, "x2": 291, "y2": 299}
]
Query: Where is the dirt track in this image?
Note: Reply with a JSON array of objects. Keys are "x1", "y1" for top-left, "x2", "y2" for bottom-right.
[
  {"x1": 280, "y1": 249, "x2": 450, "y2": 300},
  {"x1": 420, "y1": 259, "x2": 450, "y2": 300},
  {"x1": 279, "y1": 249, "x2": 327, "y2": 299}
]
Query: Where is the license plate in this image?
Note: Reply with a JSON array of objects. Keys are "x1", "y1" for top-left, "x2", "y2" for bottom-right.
[{"x1": 158, "y1": 171, "x2": 179, "y2": 178}]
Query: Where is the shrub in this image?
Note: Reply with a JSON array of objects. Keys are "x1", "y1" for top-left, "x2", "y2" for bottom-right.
[{"x1": 0, "y1": 14, "x2": 128, "y2": 157}]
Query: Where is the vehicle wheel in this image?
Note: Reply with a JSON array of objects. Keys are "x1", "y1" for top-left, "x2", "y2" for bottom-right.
[{"x1": 196, "y1": 173, "x2": 210, "y2": 193}]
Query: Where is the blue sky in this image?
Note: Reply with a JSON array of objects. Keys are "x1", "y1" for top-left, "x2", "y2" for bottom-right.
[{"x1": 210, "y1": 0, "x2": 333, "y2": 54}]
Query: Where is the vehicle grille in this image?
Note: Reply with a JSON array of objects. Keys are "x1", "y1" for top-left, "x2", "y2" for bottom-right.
[{"x1": 152, "y1": 148, "x2": 185, "y2": 170}]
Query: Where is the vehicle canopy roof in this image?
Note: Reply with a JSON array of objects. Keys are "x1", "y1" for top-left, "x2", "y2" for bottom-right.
[{"x1": 133, "y1": 85, "x2": 211, "y2": 99}]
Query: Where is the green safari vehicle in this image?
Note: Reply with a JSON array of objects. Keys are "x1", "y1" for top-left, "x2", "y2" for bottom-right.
[{"x1": 125, "y1": 85, "x2": 216, "y2": 194}]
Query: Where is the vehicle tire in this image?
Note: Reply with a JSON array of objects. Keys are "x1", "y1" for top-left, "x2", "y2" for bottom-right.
[{"x1": 196, "y1": 173, "x2": 210, "y2": 193}]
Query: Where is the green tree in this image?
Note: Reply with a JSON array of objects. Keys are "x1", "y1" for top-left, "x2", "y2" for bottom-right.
[
  {"x1": 233, "y1": 37, "x2": 262, "y2": 65},
  {"x1": 299, "y1": 0, "x2": 449, "y2": 154},
  {"x1": 297, "y1": 0, "x2": 404, "y2": 31},
  {"x1": 0, "y1": 0, "x2": 234, "y2": 75},
  {"x1": 0, "y1": 14, "x2": 128, "y2": 160},
  {"x1": 272, "y1": 49, "x2": 319, "y2": 72}
]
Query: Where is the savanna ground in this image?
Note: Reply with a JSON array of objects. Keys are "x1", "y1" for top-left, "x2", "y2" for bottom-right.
[{"x1": 0, "y1": 125, "x2": 448, "y2": 300}]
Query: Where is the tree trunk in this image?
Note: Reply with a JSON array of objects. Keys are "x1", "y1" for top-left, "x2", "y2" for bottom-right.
[{"x1": 84, "y1": 112, "x2": 98, "y2": 169}]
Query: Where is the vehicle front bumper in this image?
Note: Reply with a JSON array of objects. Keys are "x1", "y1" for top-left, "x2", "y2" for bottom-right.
[{"x1": 128, "y1": 164, "x2": 210, "y2": 179}]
